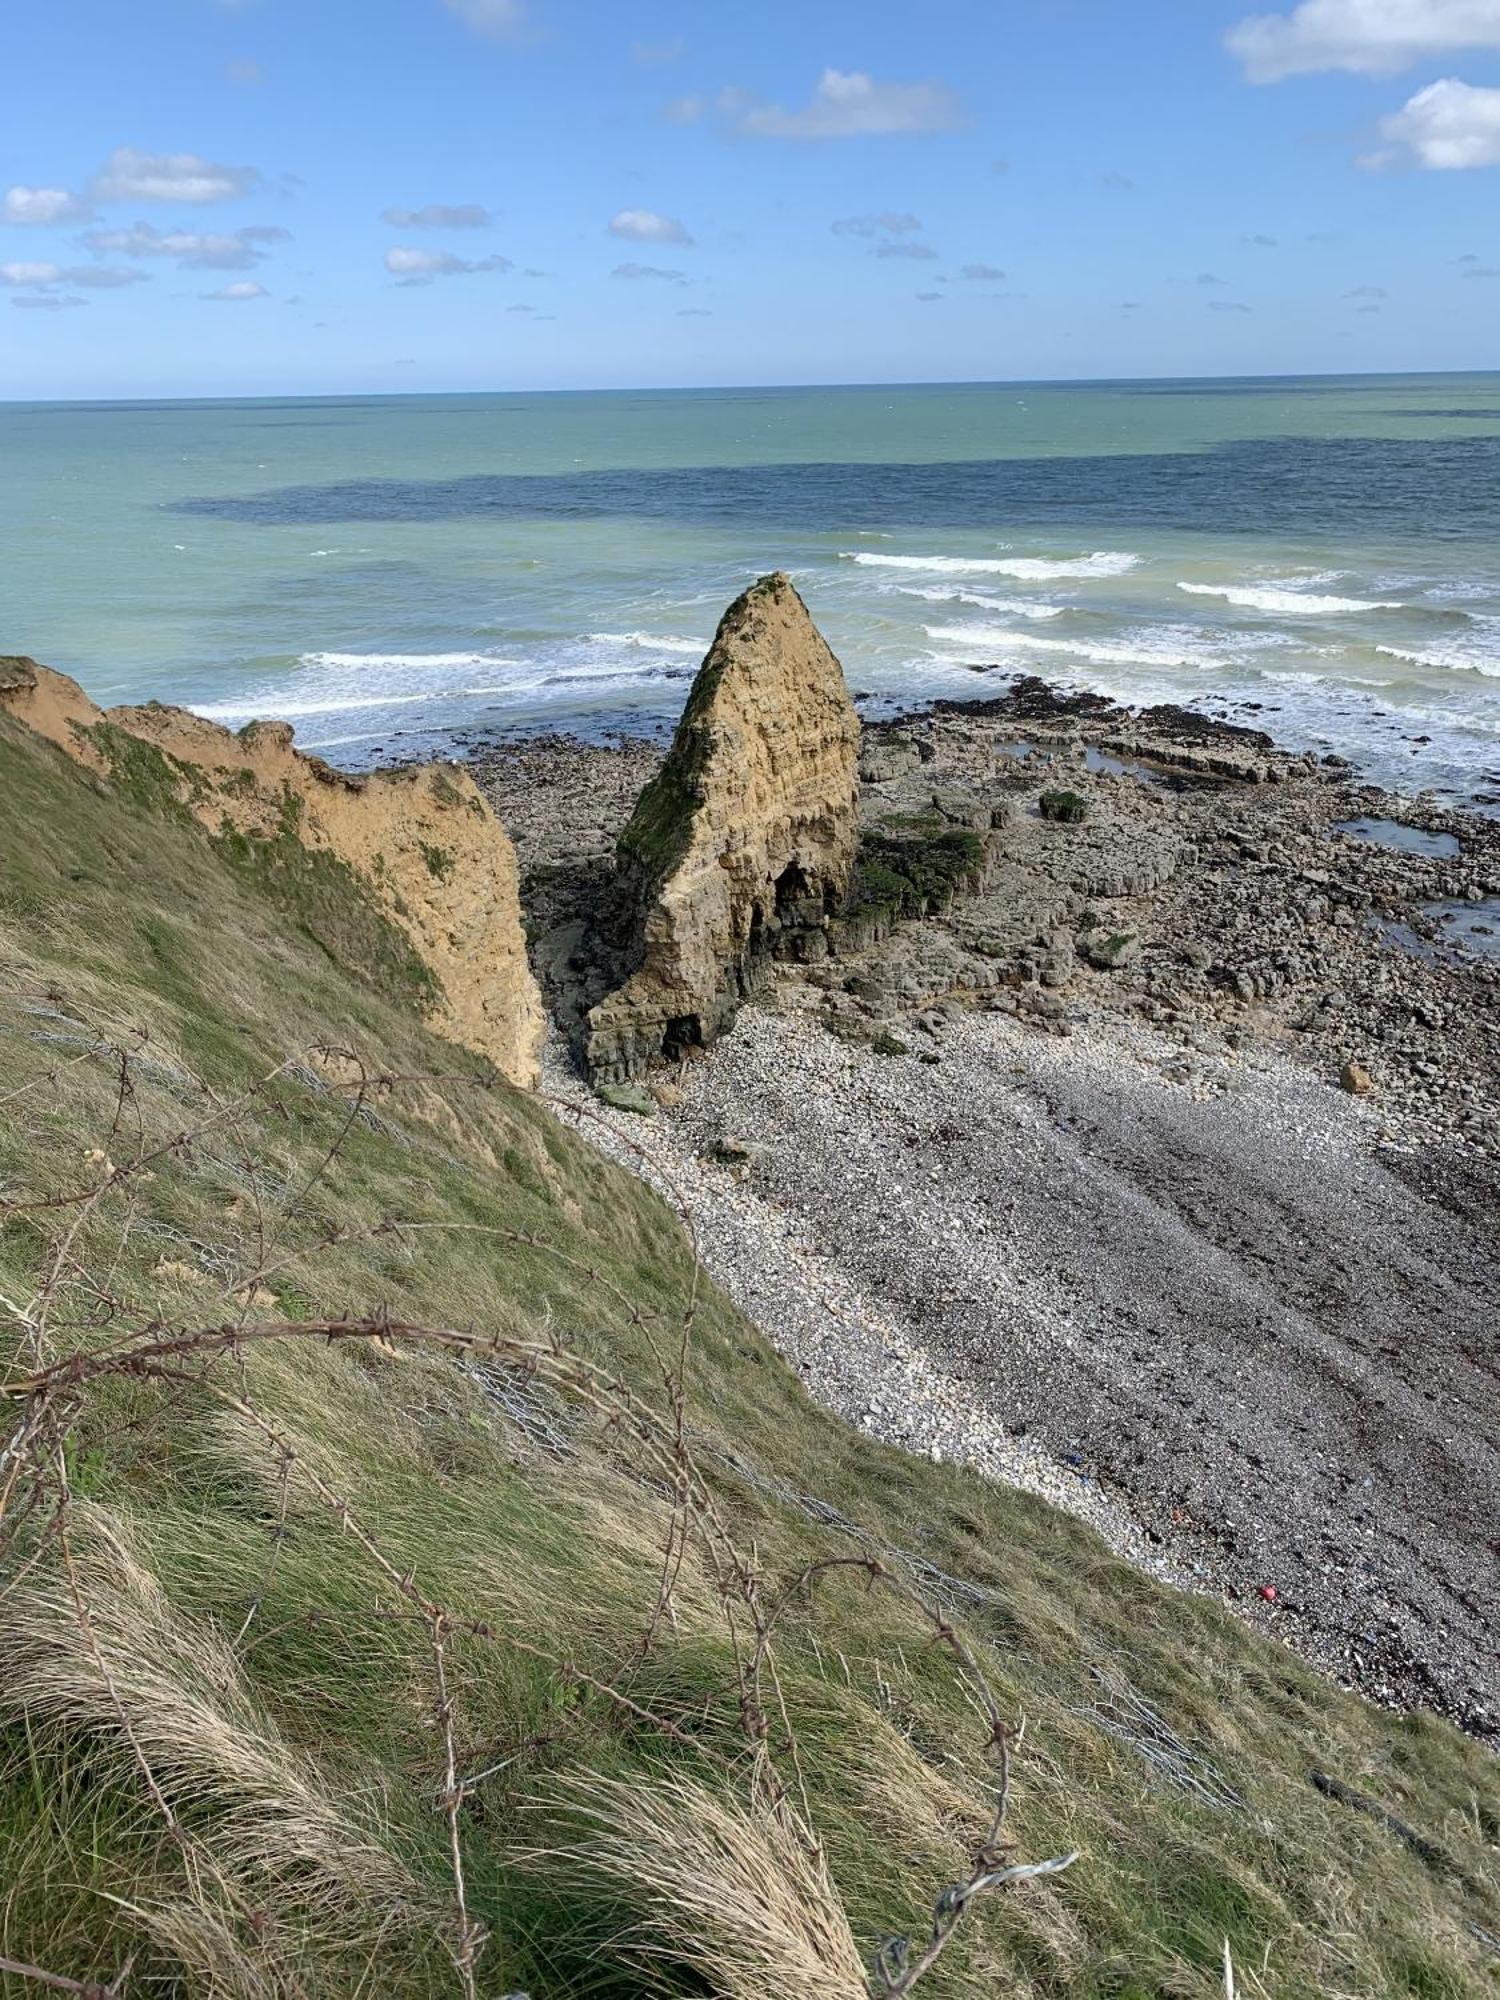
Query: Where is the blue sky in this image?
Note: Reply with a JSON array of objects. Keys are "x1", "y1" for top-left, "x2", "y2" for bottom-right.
[{"x1": 3, "y1": 0, "x2": 1499, "y2": 397}]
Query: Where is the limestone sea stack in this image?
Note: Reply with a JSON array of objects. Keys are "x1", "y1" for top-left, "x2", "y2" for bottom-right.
[
  {"x1": 0, "y1": 657, "x2": 545, "y2": 1089},
  {"x1": 587, "y1": 573, "x2": 860, "y2": 1081}
]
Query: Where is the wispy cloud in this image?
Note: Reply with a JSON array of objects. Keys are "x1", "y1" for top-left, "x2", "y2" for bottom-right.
[
  {"x1": 874, "y1": 239, "x2": 938, "y2": 260},
  {"x1": 1346, "y1": 283, "x2": 1387, "y2": 297},
  {"x1": 718, "y1": 68, "x2": 964, "y2": 140},
  {"x1": 3, "y1": 186, "x2": 93, "y2": 225},
  {"x1": 0, "y1": 259, "x2": 148, "y2": 290},
  {"x1": 204, "y1": 280, "x2": 267, "y2": 300},
  {"x1": 1209, "y1": 299, "x2": 1254, "y2": 312},
  {"x1": 1229, "y1": 0, "x2": 1500, "y2": 80},
  {"x1": 385, "y1": 245, "x2": 513, "y2": 281},
  {"x1": 1243, "y1": 232, "x2": 1279, "y2": 246},
  {"x1": 676, "y1": 305, "x2": 712, "y2": 316},
  {"x1": 830, "y1": 211, "x2": 922, "y2": 237},
  {"x1": 442, "y1": 0, "x2": 527, "y2": 39},
  {"x1": 1196, "y1": 271, "x2": 1226, "y2": 285},
  {"x1": 1098, "y1": 169, "x2": 1134, "y2": 189},
  {"x1": 11, "y1": 293, "x2": 87, "y2": 311},
  {"x1": 959, "y1": 261, "x2": 1005, "y2": 280},
  {"x1": 1364, "y1": 77, "x2": 1500, "y2": 169},
  {"x1": 608, "y1": 207, "x2": 693, "y2": 244},
  {"x1": 89, "y1": 146, "x2": 261, "y2": 204},
  {"x1": 381, "y1": 203, "x2": 495, "y2": 228},
  {"x1": 81, "y1": 223, "x2": 288, "y2": 269},
  {"x1": 632, "y1": 37, "x2": 684, "y2": 64},
  {"x1": 610, "y1": 261, "x2": 688, "y2": 283}
]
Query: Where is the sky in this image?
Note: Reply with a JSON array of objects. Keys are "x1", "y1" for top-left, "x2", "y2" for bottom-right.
[{"x1": 3, "y1": 0, "x2": 1499, "y2": 398}]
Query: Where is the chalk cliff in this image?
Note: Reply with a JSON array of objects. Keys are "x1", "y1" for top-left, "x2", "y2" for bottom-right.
[
  {"x1": 587, "y1": 574, "x2": 859, "y2": 1080},
  {"x1": 0, "y1": 657, "x2": 544, "y2": 1088}
]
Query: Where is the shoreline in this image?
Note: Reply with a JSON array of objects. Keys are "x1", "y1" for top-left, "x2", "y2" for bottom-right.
[{"x1": 472, "y1": 676, "x2": 1500, "y2": 1735}]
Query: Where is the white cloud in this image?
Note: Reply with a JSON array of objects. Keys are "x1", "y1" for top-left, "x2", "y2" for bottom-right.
[
  {"x1": 81, "y1": 223, "x2": 289, "y2": 269},
  {"x1": 12, "y1": 294, "x2": 87, "y2": 311},
  {"x1": 382, "y1": 203, "x2": 494, "y2": 227},
  {"x1": 663, "y1": 94, "x2": 706, "y2": 124},
  {"x1": 1228, "y1": 0, "x2": 1500, "y2": 80},
  {"x1": 722, "y1": 68, "x2": 964, "y2": 140},
  {"x1": 90, "y1": 146, "x2": 261, "y2": 204},
  {"x1": 205, "y1": 280, "x2": 268, "y2": 300},
  {"x1": 632, "y1": 38, "x2": 684, "y2": 64},
  {"x1": 960, "y1": 261, "x2": 1005, "y2": 280},
  {"x1": 1367, "y1": 76, "x2": 1500, "y2": 166},
  {"x1": 385, "y1": 245, "x2": 513, "y2": 281},
  {"x1": 4, "y1": 186, "x2": 92, "y2": 225},
  {"x1": 608, "y1": 207, "x2": 693, "y2": 244},
  {"x1": 0, "y1": 260, "x2": 146, "y2": 290},
  {"x1": 67, "y1": 265, "x2": 152, "y2": 289},
  {"x1": 443, "y1": 0, "x2": 526, "y2": 38},
  {"x1": 831, "y1": 211, "x2": 922, "y2": 236},
  {"x1": 873, "y1": 239, "x2": 937, "y2": 259},
  {"x1": 610, "y1": 261, "x2": 687, "y2": 283}
]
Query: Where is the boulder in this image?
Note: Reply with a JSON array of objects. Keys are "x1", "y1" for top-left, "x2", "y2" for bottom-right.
[
  {"x1": 586, "y1": 574, "x2": 860, "y2": 1080},
  {"x1": 0, "y1": 657, "x2": 544, "y2": 1088}
]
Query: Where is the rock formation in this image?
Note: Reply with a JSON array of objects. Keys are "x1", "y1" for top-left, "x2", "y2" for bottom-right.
[
  {"x1": 0, "y1": 657, "x2": 544, "y2": 1088},
  {"x1": 587, "y1": 573, "x2": 859, "y2": 1080}
]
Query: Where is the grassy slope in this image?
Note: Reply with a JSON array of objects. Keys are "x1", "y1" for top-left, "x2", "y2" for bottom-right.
[{"x1": 0, "y1": 709, "x2": 1496, "y2": 2000}]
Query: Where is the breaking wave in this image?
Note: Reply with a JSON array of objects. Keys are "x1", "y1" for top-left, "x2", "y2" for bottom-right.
[
  {"x1": 842, "y1": 550, "x2": 1142, "y2": 580},
  {"x1": 1177, "y1": 581, "x2": 1403, "y2": 615}
]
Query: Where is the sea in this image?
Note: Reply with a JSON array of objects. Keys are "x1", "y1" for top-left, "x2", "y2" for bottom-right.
[{"x1": 4, "y1": 374, "x2": 1500, "y2": 802}]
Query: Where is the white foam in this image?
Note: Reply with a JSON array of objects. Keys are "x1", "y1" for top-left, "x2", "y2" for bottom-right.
[
  {"x1": 1375, "y1": 640, "x2": 1500, "y2": 679},
  {"x1": 842, "y1": 550, "x2": 1141, "y2": 581},
  {"x1": 1178, "y1": 581, "x2": 1402, "y2": 615},
  {"x1": 924, "y1": 623, "x2": 1272, "y2": 672},
  {"x1": 298, "y1": 650, "x2": 521, "y2": 671},
  {"x1": 196, "y1": 690, "x2": 447, "y2": 721},
  {"x1": 587, "y1": 631, "x2": 706, "y2": 655},
  {"x1": 893, "y1": 585, "x2": 1066, "y2": 619}
]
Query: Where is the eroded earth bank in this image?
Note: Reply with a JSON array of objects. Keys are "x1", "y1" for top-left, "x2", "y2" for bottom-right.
[{"x1": 473, "y1": 578, "x2": 1500, "y2": 1738}]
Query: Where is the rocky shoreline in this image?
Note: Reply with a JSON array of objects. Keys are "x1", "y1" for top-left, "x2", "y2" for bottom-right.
[{"x1": 472, "y1": 673, "x2": 1500, "y2": 1736}]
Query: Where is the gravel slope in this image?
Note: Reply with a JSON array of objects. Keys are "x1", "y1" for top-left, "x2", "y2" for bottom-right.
[{"x1": 552, "y1": 1003, "x2": 1500, "y2": 1736}]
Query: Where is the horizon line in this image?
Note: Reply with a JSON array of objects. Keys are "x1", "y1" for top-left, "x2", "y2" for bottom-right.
[{"x1": 5, "y1": 364, "x2": 1500, "y2": 411}]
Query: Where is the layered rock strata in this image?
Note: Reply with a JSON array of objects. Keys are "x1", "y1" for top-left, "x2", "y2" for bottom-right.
[
  {"x1": 586, "y1": 574, "x2": 860, "y2": 1080},
  {"x1": 0, "y1": 657, "x2": 543, "y2": 1088}
]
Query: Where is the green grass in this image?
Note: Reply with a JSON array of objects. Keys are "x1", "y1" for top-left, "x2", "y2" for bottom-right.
[{"x1": 1, "y1": 709, "x2": 1497, "y2": 1999}]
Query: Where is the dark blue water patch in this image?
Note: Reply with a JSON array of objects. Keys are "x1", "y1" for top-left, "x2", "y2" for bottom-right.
[
  {"x1": 174, "y1": 435, "x2": 1500, "y2": 539},
  {"x1": 1378, "y1": 408, "x2": 1500, "y2": 421}
]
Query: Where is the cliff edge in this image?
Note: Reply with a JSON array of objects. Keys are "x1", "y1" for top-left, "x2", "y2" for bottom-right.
[{"x1": 0, "y1": 656, "x2": 543, "y2": 1088}]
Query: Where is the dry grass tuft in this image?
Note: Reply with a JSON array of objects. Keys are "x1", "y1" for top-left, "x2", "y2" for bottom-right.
[
  {"x1": 532, "y1": 1769, "x2": 870, "y2": 2000},
  {"x1": 1, "y1": 1502, "x2": 430, "y2": 1928}
]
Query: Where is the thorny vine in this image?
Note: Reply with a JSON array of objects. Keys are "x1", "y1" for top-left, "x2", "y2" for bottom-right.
[{"x1": 0, "y1": 1022, "x2": 1077, "y2": 1997}]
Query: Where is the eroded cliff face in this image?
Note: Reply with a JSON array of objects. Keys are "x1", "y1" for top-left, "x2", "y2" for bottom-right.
[
  {"x1": 586, "y1": 574, "x2": 859, "y2": 1081},
  {"x1": 0, "y1": 657, "x2": 544, "y2": 1088}
]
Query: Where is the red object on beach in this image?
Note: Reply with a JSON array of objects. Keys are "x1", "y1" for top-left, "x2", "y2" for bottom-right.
[{"x1": 1259, "y1": 1584, "x2": 1278, "y2": 1602}]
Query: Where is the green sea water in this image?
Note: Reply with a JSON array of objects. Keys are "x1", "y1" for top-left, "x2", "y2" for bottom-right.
[{"x1": 3, "y1": 373, "x2": 1499, "y2": 797}]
